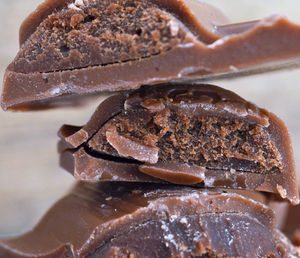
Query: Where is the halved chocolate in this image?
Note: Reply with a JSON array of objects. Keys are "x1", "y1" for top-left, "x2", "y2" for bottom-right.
[
  {"x1": 3, "y1": 0, "x2": 300, "y2": 110},
  {"x1": 0, "y1": 182, "x2": 298, "y2": 257},
  {"x1": 59, "y1": 84, "x2": 299, "y2": 204}
]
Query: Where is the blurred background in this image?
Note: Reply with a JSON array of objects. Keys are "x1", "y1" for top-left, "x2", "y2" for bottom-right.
[{"x1": 1, "y1": 0, "x2": 300, "y2": 237}]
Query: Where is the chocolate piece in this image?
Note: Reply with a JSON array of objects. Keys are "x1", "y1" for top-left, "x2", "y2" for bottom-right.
[
  {"x1": 59, "y1": 84, "x2": 299, "y2": 204},
  {"x1": 0, "y1": 182, "x2": 298, "y2": 257},
  {"x1": 3, "y1": 1, "x2": 300, "y2": 110}
]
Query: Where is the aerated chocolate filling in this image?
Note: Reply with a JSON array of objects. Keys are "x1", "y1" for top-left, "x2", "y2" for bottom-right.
[
  {"x1": 88, "y1": 109, "x2": 283, "y2": 174},
  {"x1": 12, "y1": 0, "x2": 186, "y2": 74}
]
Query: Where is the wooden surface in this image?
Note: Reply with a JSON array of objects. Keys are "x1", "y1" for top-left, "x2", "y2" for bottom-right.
[{"x1": 1, "y1": 0, "x2": 300, "y2": 237}]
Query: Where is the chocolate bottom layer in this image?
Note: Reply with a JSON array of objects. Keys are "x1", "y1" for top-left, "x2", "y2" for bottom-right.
[{"x1": 0, "y1": 182, "x2": 297, "y2": 257}]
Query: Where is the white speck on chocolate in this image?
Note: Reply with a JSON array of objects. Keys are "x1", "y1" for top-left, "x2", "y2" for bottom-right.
[
  {"x1": 75, "y1": 0, "x2": 85, "y2": 6},
  {"x1": 68, "y1": 3, "x2": 81, "y2": 10},
  {"x1": 168, "y1": 19, "x2": 179, "y2": 36},
  {"x1": 276, "y1": 185, "x2": 287, "y2": 198},
  {"x1": 170, "y1": 215, "x2": 178, "y2": 222},
  {"x1": 180, "y1": 217, "x2": 188, "y2": 224},
  {"x1": 204, "y1": 177, "x2": 215, "y2": 187},
  {"x1": 51, "y1": 88, "x2": 61, "y2": 95}
]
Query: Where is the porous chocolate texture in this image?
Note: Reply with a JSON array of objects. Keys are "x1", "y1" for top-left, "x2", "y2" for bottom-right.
[
  {"x1": 59, "y1": 84, "x2": 299, "y2": 204},
  {"x1": 14, "y1": 0, "x2": 190, "y2": 74},
  {"x1": 3, "y1": 0, "x2": 300, "y2": 110},
  {"x1": 0, "y1": 182, "x2": 298, "y2": 257}
]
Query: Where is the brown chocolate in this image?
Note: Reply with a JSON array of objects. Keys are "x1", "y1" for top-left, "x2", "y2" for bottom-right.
[
  {"x1": 3, "y1": 0, "x2": 300, "y2": 110},
  {"x1": 0, "y1": 182, "x2": 298, "y2": 257},
  {"x1": 282, "y1": 196, "x2": 300, "y2": 246},
  {"x1": 59, "y1": 84, "x2": 299, "y2": 204}
]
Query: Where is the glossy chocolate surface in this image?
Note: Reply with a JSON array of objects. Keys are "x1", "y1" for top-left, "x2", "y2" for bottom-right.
[
  {"x1": 3, "y1": 0, "x2": 300, "y2": 110},
  {"x1": 59, "y1": 84, "x2": 299, "y2": 204},
  {"x1": 0, "y1": 182, "x2": 297, "y2": 257}
]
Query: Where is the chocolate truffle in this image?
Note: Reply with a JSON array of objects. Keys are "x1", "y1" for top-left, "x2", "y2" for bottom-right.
[
  {"x1": 59, "y1": 84, "x2": 299, "y2": 204},
  {"x1": 3, "y1": 0, "x2": 300, "y2": 110}
]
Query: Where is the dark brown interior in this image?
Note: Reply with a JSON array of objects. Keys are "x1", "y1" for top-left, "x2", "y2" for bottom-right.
[
  {"x1": 11, "y1": 0, "x2": 186, "y2": 74},
  {"x1": 89, "y1": 107, "x2": 283, "y2": 174}
]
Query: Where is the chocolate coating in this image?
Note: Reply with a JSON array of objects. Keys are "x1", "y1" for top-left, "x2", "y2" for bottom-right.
[
  {"x1": 282, "y1": 196, "x2": 300, "y2": 246},
  {"x1": 0, "y1": 182, "x2": 297, "y2": 257},
  {"x1": 59, "y1": 84, "x2": 299, "y2": 204},
  {"x1": 3, "y1": 1, "x2": 300, "y2": 110}
]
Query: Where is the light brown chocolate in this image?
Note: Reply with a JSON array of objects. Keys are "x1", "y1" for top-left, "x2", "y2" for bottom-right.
[
  {"x1": 0, "y1": 182, "x2": 298, "y2": 257},
  {"x1": 59, "y1": 84, "x2": 299, "y2": 204},
  {"x1": 3, "y1": 0, "x2": 300, "y2": 110}
]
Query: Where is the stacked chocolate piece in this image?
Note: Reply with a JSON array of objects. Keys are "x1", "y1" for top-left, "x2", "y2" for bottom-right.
[{"x1": 1, "y1": 0, "x2": 300, "y2": 257}]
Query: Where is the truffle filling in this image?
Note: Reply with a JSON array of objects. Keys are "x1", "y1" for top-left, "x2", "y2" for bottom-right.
[
  {"x1": 88, "y1": 108, "x2": 283, "y2": 174},
  {"x1": 12, "y1": 0, "x2": 187, "y2": 73}
]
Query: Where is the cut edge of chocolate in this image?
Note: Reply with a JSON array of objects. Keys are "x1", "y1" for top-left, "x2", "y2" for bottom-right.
[{"x1": 58, "y1": 84, "x2": 299, "y2": 205}]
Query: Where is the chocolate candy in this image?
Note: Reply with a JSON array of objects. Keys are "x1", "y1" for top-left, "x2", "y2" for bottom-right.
[
  {"x1": 0, "y1": 182, "x2": 298, "y2": 257},
  {"x1": 3, "y1": 0, "x2": 300, "y2": 110},
  {"x1": 59, "y1": 84, "x2": 299, "y2": 204}
]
